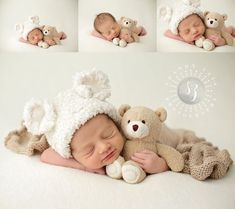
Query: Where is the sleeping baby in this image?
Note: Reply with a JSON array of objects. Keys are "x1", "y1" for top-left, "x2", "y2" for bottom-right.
[
  {"x1": 92, "y1": 12, "x2": 146, "y2": 47},
  {"x1": 15, "y1": 16, "x2": 66, "y2": 49},
  {"x1": 159, "y1": 0, "x2": 235, "y2": 51}
]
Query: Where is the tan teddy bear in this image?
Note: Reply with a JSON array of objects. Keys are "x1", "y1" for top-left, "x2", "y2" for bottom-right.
[
  {"x1": 42, "y1": 25, "x2": 61, "y2": 45},
  {"x1": 204, "y1": 11, "x2": 234, "y2": 46},
  {"x1": 119, "y1": 17, "x2": 141, "y2": 42},
  {"x1": 106, "y1": 105, "x2": 185, "y2": 184}
]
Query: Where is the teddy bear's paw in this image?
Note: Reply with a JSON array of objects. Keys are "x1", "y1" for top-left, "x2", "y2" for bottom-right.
[
  {"x1": 106, "y1": 156, "x2": 125, "y2": 179},
  {"x1": 119, "y1": 39, "x2": 127, "y2": 47},
  {"x1": 112, "y1": 38, "x2": 120, "y2": 46},
  {"x1": 38, "y1": 41, "x2": 49, "y2": 49},
  {"x1": 195, "y1": 37, "x2": 205, "y2": 48},
  {"x1": 203, "y1": 39, "x2": 215, "y2": 51},
  {"x1": 122, "y1": 161, "x2": 146, "y2": 184}
]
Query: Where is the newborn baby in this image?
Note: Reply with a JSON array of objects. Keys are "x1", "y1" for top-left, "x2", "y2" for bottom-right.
[{"x1": 15, "y1": 16, "x2": 66, "y2": 48}]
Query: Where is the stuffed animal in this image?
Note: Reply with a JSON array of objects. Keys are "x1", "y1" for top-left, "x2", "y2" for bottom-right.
[
  {"x1": 119, "y1": 17, "x2": 141, "y2": 42},
  {"x1": 204, "y1": 11, "x2": 234, "y2": 46},
  {"x1": 119, "y1": 28, "x2": 134, "y2": 43},
  {"x1": 112, "y1": 37, "x2": 127, "y2": 47},
  {"x1": 106, "y1": 105, "x2": 185, "y2": 184},
  {"x1": 42, "y1": 25, "x2": 61, "y2": 45}
]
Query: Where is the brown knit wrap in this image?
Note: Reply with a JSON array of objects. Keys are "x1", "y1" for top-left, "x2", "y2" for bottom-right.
[
  {"x1": 176, "y1": 140, "x2": 233, "y2": 180},
  {"x1": 4, "y1": 123, "x2": 49, "y2": 156}
]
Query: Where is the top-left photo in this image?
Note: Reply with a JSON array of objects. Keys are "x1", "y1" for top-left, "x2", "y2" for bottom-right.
[{"x1": 0, "y1": 0, "x2": 78, "y2": 52}]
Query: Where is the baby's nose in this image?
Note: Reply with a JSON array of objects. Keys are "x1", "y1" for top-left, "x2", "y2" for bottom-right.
[{"x1": 98, "y1": 142, "x2": 111, "y2": 154}]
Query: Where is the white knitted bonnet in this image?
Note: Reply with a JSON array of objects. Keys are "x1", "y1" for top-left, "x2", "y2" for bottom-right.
[
  {"x1": 159, "y1": 0, "x2": 204, "y2": 34},
  {"x1": 15, "y1": 16, "x2": 41, "y2": 40},
  {"x1": 23, "y1": 70, "x2": 120, "y2": 158}
]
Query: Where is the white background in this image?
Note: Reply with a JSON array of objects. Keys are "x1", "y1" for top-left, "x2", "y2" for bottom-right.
[
  {"x1": 78, "y1": 0, "x2": 156, "y2": 52},
  {"x1": 157, "y1": 0, "x2": 235, "y2": 52},
  {"x1": 0, "y1": 0, "x2": 78, "y2": 52}
]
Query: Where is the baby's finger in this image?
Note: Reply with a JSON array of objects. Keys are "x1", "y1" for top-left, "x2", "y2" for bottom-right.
[
  {"x1": 131, "y1": 156, "x2": 145, "y2": 165},
  {"x1": 133, "y1": 152, "x2": 149, "y2": 159}
]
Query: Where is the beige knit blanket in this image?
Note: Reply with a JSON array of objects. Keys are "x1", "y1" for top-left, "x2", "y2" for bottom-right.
[
  {"x1": 176, "y1": 139, "x2": 233, "y2": 180},
  {"x1": 4, "y1": 124, "x2": 233, "y2": 180}
]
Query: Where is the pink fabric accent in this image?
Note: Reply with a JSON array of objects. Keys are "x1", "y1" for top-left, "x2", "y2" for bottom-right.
[
  {"x1": 139, "y1": 26, "x2": 147, "y2": 36},
  {"x1": 164, "y1": 30, "x2": 194, "y2": 45}
]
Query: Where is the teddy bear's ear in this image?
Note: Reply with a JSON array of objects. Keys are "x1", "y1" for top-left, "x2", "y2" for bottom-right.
[
  {"x1": 118, "y1": 104, "x2": 131, "y2": 117},
  {"x1": 15, "y1": 23, "x2": 24, "y2": 34},
  {"x1": 23, "y1": 98, "x2": 57, "y2": 135},
  {"x1": 39, "y1": 25, "x2": 45, "y2": 30},
  {"x1": 222, "y1": 14, "x2": 228, "y2": 21},
  {"x1": 204, "y1": 11, "x2": 209, "y2": 17},
  {"x1": 155, "y1": 107, "x2": 167, "y2": 122}
]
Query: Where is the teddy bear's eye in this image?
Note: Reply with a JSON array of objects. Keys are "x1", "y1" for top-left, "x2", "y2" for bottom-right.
[
  {"x1": 207, "y1": 18, "x2": 209, "y2": 20},
  {"x1": 142, "y1": 120, "x2": 145, "y2": 124},
  {"x1": 128, "y1": 120, "x2": 130, "y2": 124},
  {"x1": 215, "y1": 18, "x2": 217, "y2": 21}
]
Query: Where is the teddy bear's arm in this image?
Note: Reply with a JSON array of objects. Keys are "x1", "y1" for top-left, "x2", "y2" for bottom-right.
[
  {"x1": 156, "y1": 143, "x2": 184, "y2": 172},
  {"x1": 221, "y1": 30, "x2": 234, "y2": 46}
]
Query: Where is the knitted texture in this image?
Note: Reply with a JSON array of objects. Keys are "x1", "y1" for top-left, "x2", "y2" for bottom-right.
[
  {"x1": 23, "y1": 70, "x2": 121, "y2": 158},
  {"x1": 177, "y1": 140, "x2": 233, "y2": 180},
  {"x1": 4, "y1": 123, "x2": 49, "y2": 156}
]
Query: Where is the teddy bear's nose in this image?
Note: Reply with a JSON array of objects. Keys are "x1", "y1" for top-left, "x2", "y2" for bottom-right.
[
  {"x1": 210, "y1": 20, "x2": 213, "y2": 24},
  {"x1": 132, "y1": 124, "x2": 138, "y2": 131}
]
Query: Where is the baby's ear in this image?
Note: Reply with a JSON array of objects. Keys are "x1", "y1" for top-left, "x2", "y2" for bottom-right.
[
  {"x1": 15, "y1": 23, "x2": 24, "y2": 34},
  {"x1": 222, "y1": 14, "x2": 228, "y2": 21},
  {"x1": 118, "y1": 104, "x2": 131, "y2": 117},
  {"x1": 23, "y1": 98, "x2": 57, "y2": 135},
  {"x1": 155, "y1": 107, "x2": 167, "y2": 122}
]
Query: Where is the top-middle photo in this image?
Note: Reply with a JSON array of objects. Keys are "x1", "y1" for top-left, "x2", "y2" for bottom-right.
[{"x1": 78, "y1": 0, "x2": 156, "y2": 52}]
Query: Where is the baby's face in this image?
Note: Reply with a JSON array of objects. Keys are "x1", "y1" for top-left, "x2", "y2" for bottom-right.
[
  {"x1": 98, "y1": 18, "x2": 121, "y2": 41},
  {"x1": 71, "y1": 114, "x2": 124, "y2": 169},
  {"x1": 178, "y1": 14, "x2": 205, "y2": 43},
  {"x1": 27, "y1": 28, "x2": 43, "y2": 45}
]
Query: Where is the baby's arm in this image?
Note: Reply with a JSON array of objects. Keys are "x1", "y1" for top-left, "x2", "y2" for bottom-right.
[
  {"x1": 40, "y1": 147, "x2": 105, "y2": 174},
  {"x1": 131, "y1": 150, "x2": 169, "y2": 174}
]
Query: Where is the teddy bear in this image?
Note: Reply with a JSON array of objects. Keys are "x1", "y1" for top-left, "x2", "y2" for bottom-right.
[
  {"x1": 119, "y1": 17, "x2": 141, "y2": 42},
  {"x1": 106, "y1": 105, "x2": 185, "y2": 184},
  {"x1": 42, "y1": 25, "x2": 61, "y2": 45},
  {"x1": 204, "y1": 11, "x2": 234, "y2": 46}
]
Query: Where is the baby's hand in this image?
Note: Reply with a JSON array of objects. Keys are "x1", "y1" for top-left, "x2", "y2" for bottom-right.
[
  {"x1": 131, "y1": 150, "x2": 169, "y2": 174},
  {"x1": 208, "y1": 35, "x2": 225, "y2": 46},
  {"x1": 45, "y1": 39, "x2": 56, "y2": 46}
]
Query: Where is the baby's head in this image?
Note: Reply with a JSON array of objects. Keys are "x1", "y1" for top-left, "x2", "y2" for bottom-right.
[
  {"x1": 94, "y1": 13, "x2": 121, "y2": 41},
  {"x1": 178, "y1": 14, "x2": 205, "y2": 43},
  {"x1": 163, "y1": 0, "x2": 205, "y2": 42},
  {"x1": 23, "y1": 70, "x2": 124, "y2": 169},
  {"x1": 71, "y1": 114, "x2": 124, "y2": 169},
  {"x1": 27, "y1": 28, "x2": 43, "y2": 45},
  {"x1": 15, "y1": 16, "x2": 43, "y2": 44}
]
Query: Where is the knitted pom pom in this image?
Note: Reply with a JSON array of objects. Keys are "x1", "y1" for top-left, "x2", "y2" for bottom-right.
[
  {"x1": 158, "y1": 5, "x2": 173, "y2": 23},
  {"x1": 23, "y1": 98, "x2": 56, "y2": 135},
  {"x1": 73, "y1": 69, "x2": 111, "y2": 100},
  {"x1": 28, "y1": 15, "x2": 40, "y2": 24},
  {"x1": 182, "y1": 0, "x2": 200, "y2": 7},
  {"x1": 15, "y1": 23, "x2": 24, "y2": 34}
]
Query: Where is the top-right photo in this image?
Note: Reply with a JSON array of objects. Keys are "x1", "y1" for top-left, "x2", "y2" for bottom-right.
[{"x1": 157, "y1": 0, "x2": 235, "y2": 52}]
